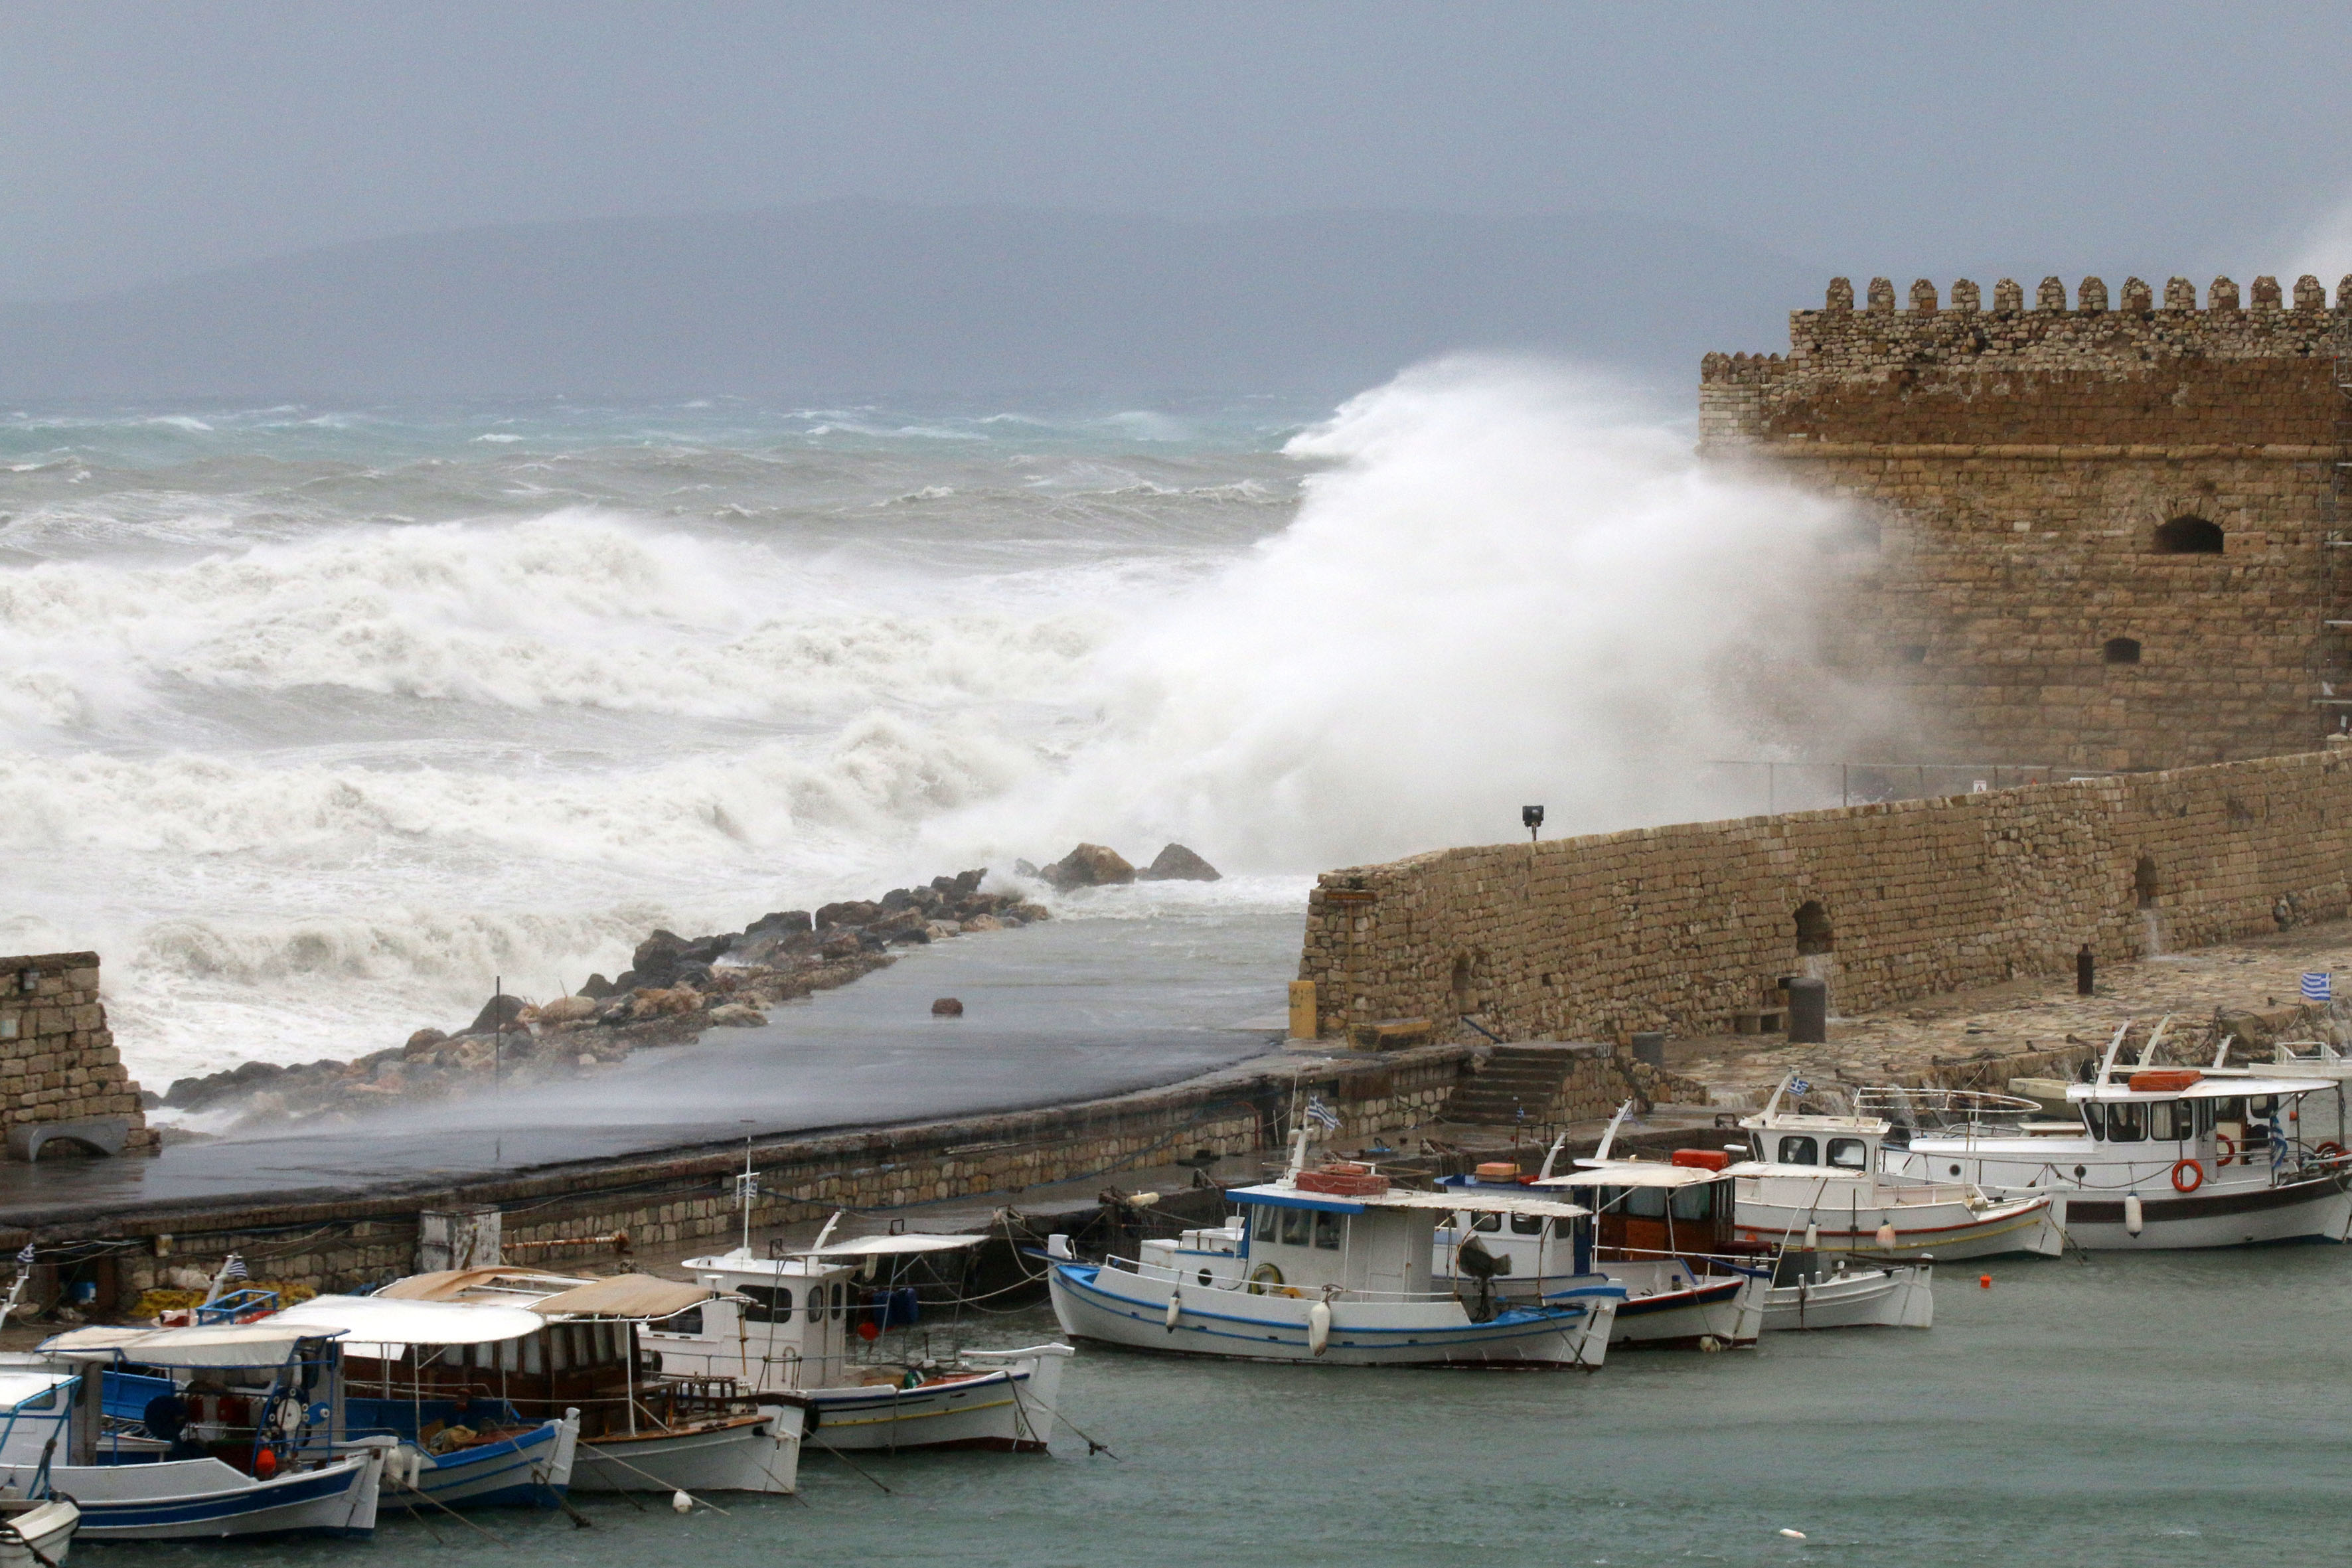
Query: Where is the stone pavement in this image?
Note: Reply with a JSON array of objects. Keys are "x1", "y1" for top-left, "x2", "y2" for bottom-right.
[{"x1": 1664, "y1": 916, "x2": 2352, "y2": 1109}]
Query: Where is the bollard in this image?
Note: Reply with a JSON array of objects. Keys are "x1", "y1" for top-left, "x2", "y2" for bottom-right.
[
  {"x1": 2077, "y1": 943, "x2": 2095, "y2": 996},
  {"x1": 1630, "y1": 1032, "x2": 1666, "y2": 1068},
  {"x1": 1785, "y1": 978, "x2": 1828, "y2": 1044}
]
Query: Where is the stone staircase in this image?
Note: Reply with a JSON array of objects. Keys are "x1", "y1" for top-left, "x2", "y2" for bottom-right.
[{"x1": 1439, "y1": 1043, "x2": 1589, "y2": 1127}]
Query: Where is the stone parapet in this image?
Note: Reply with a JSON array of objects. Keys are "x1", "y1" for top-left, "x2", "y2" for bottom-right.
[{"x1": 0, "y1": 953, "x2": 152, "y2": 1156}]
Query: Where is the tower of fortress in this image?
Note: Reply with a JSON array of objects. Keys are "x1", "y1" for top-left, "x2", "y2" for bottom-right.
[{"x1": 1703, "y1": 272, "x2": 2352, "y2": 771}]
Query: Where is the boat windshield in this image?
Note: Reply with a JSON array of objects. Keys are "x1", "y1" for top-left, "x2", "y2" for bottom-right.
[{"x1": 1853, "y1": 1086, "x2": 2039, "y2": 1136}]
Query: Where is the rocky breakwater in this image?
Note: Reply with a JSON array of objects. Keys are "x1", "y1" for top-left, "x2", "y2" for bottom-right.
[{"x1": 152, "y1": 870, "x2": 1050, "y2": 1134}]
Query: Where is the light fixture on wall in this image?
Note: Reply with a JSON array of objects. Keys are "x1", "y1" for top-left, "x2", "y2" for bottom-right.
[
  {"x1": 1522, "y1": 805, "x2": 1545, "y2": 844},
  {"x1": 15, "y1": 971, "x2": 35, "y2": 995}
]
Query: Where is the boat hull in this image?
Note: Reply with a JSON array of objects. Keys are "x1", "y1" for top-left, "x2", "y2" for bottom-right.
[
  {"x1": 570, "y1": 1414, "x2": 798, "y2": 1494},
  {"x1": 805, "y1": 1348, "x2": 1067, "y2": 1453},
  {"x1": 370, "y1": 1415, "x2": 578, "y2": 1509},
  {"x1": 0, "y1": 1500, "x2": 76, "y2": 1566},
  {"x1": 1761, "y1": 1265, "x2": 1933, "y2": 1331},
  {"x1": 1050, "y1": 1263, "x2": 1614, "y2": 1368},
  {"x1": 1733, "y1": 1195, "x2": 2063, "y2": 1260},
  {"x1": 1601, "y1": 1274, "x2": 1764, "y2": 1348},
  {"x1": 0, "y1": 1449, "x2": 386, "y2": 1541},
  {"x1": 2043, "y1": 1172, "x2": 2352, "y2": 1250}
]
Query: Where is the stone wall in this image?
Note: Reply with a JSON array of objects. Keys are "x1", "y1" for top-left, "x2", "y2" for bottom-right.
[
  {"x1": 0, "y1": 953, "x2": 152, "y2": 1157},
  {"x1": 1701, "y1": 273, "x2": 2352, "y2": 770},
  {"x1": 1297, "y1": 747, "x2": 2352, "y2": 1045},
  {"x1": 12, "y1": 1042, "x2": 1476, "y2": 1308}
]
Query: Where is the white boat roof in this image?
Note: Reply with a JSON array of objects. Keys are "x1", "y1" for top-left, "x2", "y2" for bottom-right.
[
  {"x1": 41, "y1": 1322, "x2": 345, "y2": 1368},
  {"x1": 0, "y1": 1370, "x2": 76, "y2": 1411},
  {"x1": 2071, "y1": 1074, "x2": 2320, "y2": 1102},
  {"x1": 681, "y1": 1247, "x2": 854, "y2": 1279},
  {"x1": 1723, "y1": 1160, "x2": 1869, "y2": 1180},
  {"x1": 1737, "y1": 1110, "x2": 1892, "y2": 1135},
  {"x1": 1535, "y1": 1162, "x2": 1727, "y2": 1190},
  {"x1": 268, "y1": 1294, "x2": 547, "y2": 1350},
  {"x1": 795, "y1": 1233, "x2": 988, "y2": 1259},
  {"x1": 1233, "y1": 1181, "x2": 1589, "y2": 1219}
]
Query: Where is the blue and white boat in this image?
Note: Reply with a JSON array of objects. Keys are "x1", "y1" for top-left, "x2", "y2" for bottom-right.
[
  {"x1": 1048, "y1": 1134, "x2": 1618, "y2": 1368},
  {"x1": 266, "y1": 1294, "x2": 580, "y2": 1509},
  {"x1": 3, "y1": 1322, "x2": 390, "y2": 1541}
]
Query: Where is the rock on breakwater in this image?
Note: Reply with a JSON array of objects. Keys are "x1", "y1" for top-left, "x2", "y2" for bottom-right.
[{"x1": 153, "y1": 869, "x2": 1050, "y2": 1132}]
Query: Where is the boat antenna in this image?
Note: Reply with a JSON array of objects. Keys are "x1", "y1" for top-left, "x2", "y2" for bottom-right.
[
  {"x1": 1590, "y1": 1100, "x2": 1633, "y2": 1164},
  {"x1": 2093, "y1": 1019, "x2": 2133, "y2": 1085},
  {"x1": 738, "y1": 1135, "x2": 757, "y2": 1253}
]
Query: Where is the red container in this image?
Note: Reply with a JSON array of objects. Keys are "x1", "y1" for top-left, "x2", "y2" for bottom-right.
[
  {"x1": 1296, "y1": 1166, "x2": 1391, "y2": 1196},
  {"x1": 2128, "y1": 1069, "x2": 2203, "y2": 1093},
  {"x1": 1670, "y1": 1148, "x2": 1731, "y2": 1171}
]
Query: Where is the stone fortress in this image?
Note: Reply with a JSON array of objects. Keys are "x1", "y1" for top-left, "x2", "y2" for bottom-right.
[{"x1": 1702, "y1": 272, "x2": 2352, "y2": 771}]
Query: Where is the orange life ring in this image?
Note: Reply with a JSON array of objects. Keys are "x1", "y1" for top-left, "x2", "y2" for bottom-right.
[
  {"x1": 2170, "y1": 1158, "x2": 2204, "y2": 1194},
  {"x1": 2318, "y1": 1141, "x2": 2347, "y2": 1162},
  {"x1": 2213, "y1": 1135, "x2": 2236, "y2": 1166}
]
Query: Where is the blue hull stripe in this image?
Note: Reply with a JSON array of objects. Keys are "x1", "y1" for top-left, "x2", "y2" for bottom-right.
[
  {"x1": 1056, "y1": 1266, "x2": 1586, "y2": 1352},
  {"x1": 78, "y1": 1465, "x2": 360, "y2": 1532}
]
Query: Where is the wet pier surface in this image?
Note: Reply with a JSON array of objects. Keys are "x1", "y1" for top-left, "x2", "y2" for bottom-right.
[{"x1": 0, "y1": 909, "x2": 1296, "y2": 1221}]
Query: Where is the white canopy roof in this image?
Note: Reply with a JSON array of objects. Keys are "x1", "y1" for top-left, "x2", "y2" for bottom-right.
[
  {"x1": 1234, "y1": 1181, "x2": 1589, "y2": 1219},
  {"x1": 0, "y1": 1370, "x2": 76, "y2": 1412},
  {"x1": 268, "y1": 1294, "x2": 547, "y2": 1352},
  {"x1": 1537, "y1": 1162, "x2": 1726, "y2": 1190},
  {"x1": 2074, "y1": 1074, "x2": 2321, "y2": 1103},
  {"x1": 41, "y1": 1322, "x2": 344, "y2": 1368},
  {"x1": 796, "y1": 1233, "x2": 988, "y2": 1259}
]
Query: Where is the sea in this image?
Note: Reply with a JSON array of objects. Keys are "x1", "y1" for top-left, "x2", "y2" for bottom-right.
[{"x1": 0, "y1": 359, "x2": 1867, "y2": 1101}]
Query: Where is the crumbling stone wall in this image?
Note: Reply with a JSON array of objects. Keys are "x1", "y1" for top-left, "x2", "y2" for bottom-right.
[
  {"x1": 1298, "y1": 747, "x2": 2352, "y2": 1046},
  {"x1": 1702, "y1": 273, "x2": 2352, "y2": 770},
  {"x1": 0, "y1": 952, "x2": 152, "y2": 1156}
]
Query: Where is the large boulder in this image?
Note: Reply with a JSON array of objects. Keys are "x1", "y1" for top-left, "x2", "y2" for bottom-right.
[
  {"x1": 465, "y1": 994, "x2": 530, "y2": 1036},
  {"x1": 1138, "y1": 844, "x2": 1221, "y2": 882},
  {"x1": 1040, "y1": 844, "x2": 1135, "y2": 890}
]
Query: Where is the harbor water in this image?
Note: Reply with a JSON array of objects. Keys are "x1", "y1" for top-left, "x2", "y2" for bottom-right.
[{"x1": 201, "y1": 1247, "x2": 2349, "y2": 1567}]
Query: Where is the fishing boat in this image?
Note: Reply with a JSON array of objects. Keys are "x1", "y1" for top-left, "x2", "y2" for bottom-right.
[
  {"x1": 1755, "y1": 1246, "x2": 1934, "y2": 1330},
  {"x1": 1047, "y1": 1130, "x2": 1618, "y2": 1368},
  {"x1": 1729, "y1": 1075, "x2": 2064, "y2": 1259},
  {"x1": 262, "y1": 1294, "x2": 578, "y2": 1510},
  {"x1": 5, "y1": 1324, "x2": 391, "y2": 1541},
  {"x1": 1884, "y1": 1020, "x2": 2352, "y2": 1249},
  {"x1": 0, "y1": 1497, "x2": 77, "y2": 1567},
  {"x1": 372, "y1": 1269, "x2": 798, "y2": 1493}
]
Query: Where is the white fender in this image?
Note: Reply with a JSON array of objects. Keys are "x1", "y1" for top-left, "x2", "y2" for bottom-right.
[
  {"x1": 1874, "y1": 1221, "x2": 1897, "y2": 1249},
  {"x1": 1802, "y1": 1222, "x2": 1819, "y2": 1251},
  {"x1": 1306, "y1": 1299, "x2": 1332, "y2": 1356},
  {"x1": 1164, "y1": 1291, "x2": 1182, "y2": 1333},
  {"x1": 2123, "y1": 1192, "x2": 2144, "y2": 1237}
]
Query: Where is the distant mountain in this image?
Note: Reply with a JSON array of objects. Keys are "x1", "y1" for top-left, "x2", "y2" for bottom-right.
[{"x1": 0, "y1": 200, "x2": 1817, "y2": 399}]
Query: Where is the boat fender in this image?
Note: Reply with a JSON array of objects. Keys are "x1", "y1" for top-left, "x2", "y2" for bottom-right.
[
  {"x1": 1874, "y1": 1222, "x2": 1897, "y2": 1249},
  {"x1": 1802, "y1": 1223, "x2": 1818, "y2": 1251},
  {"x1": 672, "y1": 1490, "x2": 693, "y2": 1515},
  {"x1": 1165, "y1": 1291, "x2": 1182, "y2": 1333},
  {"x1": 2123, "y1": 1192, "x2": 2144, "y2": 1237},
  {"x1": 1306, "y1": 1300, "x2": 1332, "y2": 1357},
  {"x1": 2169, "y1": 1158, "x2": 2204, "y2": 1194}
]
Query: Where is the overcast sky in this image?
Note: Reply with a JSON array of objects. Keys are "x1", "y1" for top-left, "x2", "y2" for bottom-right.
[{"x1": 3, "y1": 1, "x2": 2349, "y2": 303}]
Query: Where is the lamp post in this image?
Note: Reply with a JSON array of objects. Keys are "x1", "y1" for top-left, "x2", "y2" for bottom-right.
[{"x1": 1522, "y1": 805, "x2": 1545, "y2": 844}]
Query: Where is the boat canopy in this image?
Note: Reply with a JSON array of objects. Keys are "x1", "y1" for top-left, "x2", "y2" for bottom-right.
[
  {"x1": 1737, "y1": 1109, "x2": 1892, "y2": 1135},
  {"x1": 267, "y1": 1293, "x2": 547, "y2": 1352},
  {"x1": 0, "y1": 1370, "x2": 76, "y2": 1412},
  {"x1": 2069, "y1": 1074, "x2": 2323, "y2": 1103},
  {"x1": 1536, "y1": 1164, "x2": 1726, "y2": 1190},
  {"x1": 41, "y1": 1321, "x2": 344, "y2": 1368},
  {"x1": 526, "y1": 1275, "x2": 714, "y2": 1319},
  {"x1": 1233, "y1": 1182, "x2": 1589, "y2": 1219},
  {"x1": 377, "y1": 1267, "x2": 590, "y2": 1303},
  {"x1": 793, "y1": 1233, "x2": 989, "y2": 1258}
]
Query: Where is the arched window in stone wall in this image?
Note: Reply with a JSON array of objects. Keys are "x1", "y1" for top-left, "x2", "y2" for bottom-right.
[
  {"x1": 1794, "y1": 900, "x2": 1834, "y2": 955},
  {"x1": 2134, "y1": 854, "x2": 2160, "y2": 909},
  {"x1": 2153, "y1": 516, "x2": 2224, "y2": 554},
  {"x1": 2104, "y1": 637, "x2": 2142, "y2": 665}
]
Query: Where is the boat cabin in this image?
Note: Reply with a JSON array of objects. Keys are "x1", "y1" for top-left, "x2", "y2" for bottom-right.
[{"x1": 1533, "y1": 1160, "x2": 1739, "y2": 1263}]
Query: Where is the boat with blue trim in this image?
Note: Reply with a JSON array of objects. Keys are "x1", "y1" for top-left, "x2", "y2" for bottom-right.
[{"x1": 1047, "y1": 1132, "x2": 1618, "y2": 1368}]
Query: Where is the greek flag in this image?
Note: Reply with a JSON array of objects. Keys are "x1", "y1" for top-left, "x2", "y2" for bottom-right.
[
  {"x1": 220, "y1": 1253, "x2": 248, "y2": 1283},
  {"x1": 1304, "y1": 1095, "x2": 1341, "y2": 1132},
  {"x1": 2302, "y1": 972, "x2": 2333, "y2": 1002},
  {"x1": 13, "y1": 1243, "x2": 31, "y2": 1269},
  {"x1": 1788, "y1": 1078, "x2": 1810, "y2": 1097},
  {"x1": 2270, "y1": 1115, "x2": 2288, "y2": 1169},
  {"x1": 734, "y1": 1170, "x2": 761, "y2": 1202}
]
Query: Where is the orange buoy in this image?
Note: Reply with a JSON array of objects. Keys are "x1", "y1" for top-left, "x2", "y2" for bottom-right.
[{"x1": 1978, "y1": 1274, "x2": 1992, "y2": 1289}]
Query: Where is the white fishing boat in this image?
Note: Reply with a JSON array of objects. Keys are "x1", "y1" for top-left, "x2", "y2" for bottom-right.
[
  {"x1": 1048, "y1": 1131, "x2": 1618, "y2": 1368},
  {"x1": 1425, "y1": 1111, "x2": 1764, "y2": 1348},
  {"x1": 264, "y1": 1294, "x2": 579, "y2": 1510},
  {"x1": 1757, "y1": 1248, "x2": 1934, "y2": 1331},
  {"x1": 372, "y1": 1269, "x2": 799, "y2": 1494},
  {"x1": 5, "y1": 1324, "x2": 391, "y2": 1541},
  {"x1": 1730, "y1": 1075, "x2": 2064, "y2": 1259},
  {"x1": 1885, "y1": 1020, "x2": 2352, "y2": 1249}
]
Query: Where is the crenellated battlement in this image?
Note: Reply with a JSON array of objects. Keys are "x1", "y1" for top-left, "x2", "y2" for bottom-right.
[{"x1": 1702, "y1": 273, "x2": 2352, "y2": 396}]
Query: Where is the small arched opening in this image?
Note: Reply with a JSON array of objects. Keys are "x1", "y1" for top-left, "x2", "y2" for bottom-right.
[
  {"x1": 1794, "y1": 900, "x2": 1834, "y2": 955},
  {"x1": 2104, "y1": 637, "x2": 2142, "y2": 666},
  {"x1": 2153, "y1": 516, "x2": 2224, "y2": 554},
  {"x1": 2134, "y1": 855, "x2": 2160, "y2": 909},
  {"x1": 1450, "y1": 953, "x2": 1474, "y2": 1012}
]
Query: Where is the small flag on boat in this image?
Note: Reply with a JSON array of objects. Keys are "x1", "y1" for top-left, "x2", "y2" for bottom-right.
[
  {"x1": 220, "y1": 1253, "x2": 248, "y2": 1283},
  {"x1": 13, "y1": 1242, "x2": 31, "y2": 1269},
  {"x1": 1304, "y1": 1096, "x2": 1341, "y2": 1132},
  {"x1": 1788, "y1": 1077, "x2": 1810, "y2": 1097},
  {"x1": 735, "y1": 1170, "x2": 760, "y2": 1202},
  {"x1": 2302, "y1": 972, "x2": 2333, "y2": 1002}
]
